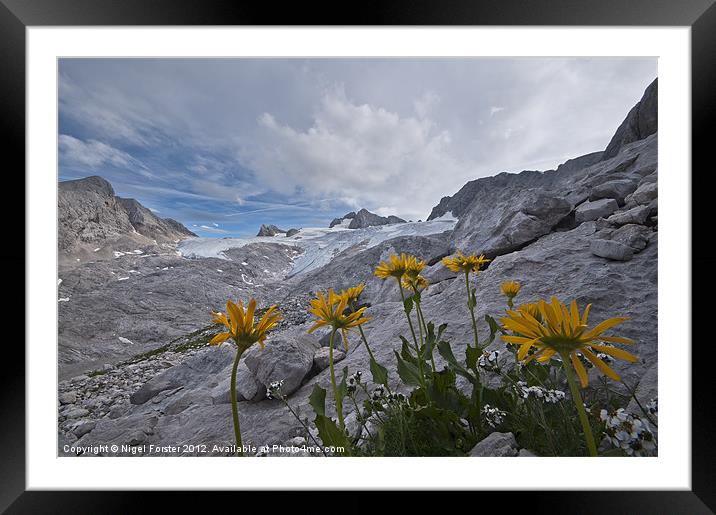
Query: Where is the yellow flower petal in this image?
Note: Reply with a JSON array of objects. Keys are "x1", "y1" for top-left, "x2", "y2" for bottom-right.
[{"x1": 582, "y1": 348, "x2": 621, "y2": 381}]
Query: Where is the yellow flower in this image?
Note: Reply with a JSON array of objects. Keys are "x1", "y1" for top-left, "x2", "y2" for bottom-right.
[
  {"x1": 501, "y1": 280, "x2": 521, "y2": 299},
  {"x1": 307, "y1": 289, "x2": 371, "y2": 349},
  {"x1": 374, "y1": 253, "x2": 424, "y2": 281},
  {"x1": 500, "y1": 297, "x2": 638, "y2": 387},
  {"x1": 401, "y1": 274, "x2": 429, "y2": 293},
  {"x1": 517, "y1": 302, "x2": 541, "y2": 320},
  {"x1": 442, "y1": 250, "x2": 491, "y2": 274},
  {"x1": 340, "y1": 282, "x2": 365, "y2": 304},
  {"x1": 210, "y1": 298, "x2": 281, "y2": 349}
]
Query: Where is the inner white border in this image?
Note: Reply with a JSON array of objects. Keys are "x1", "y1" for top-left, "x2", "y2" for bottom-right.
[{"x1": 27, "y1": 27, "x2": 690, "y2": 490}]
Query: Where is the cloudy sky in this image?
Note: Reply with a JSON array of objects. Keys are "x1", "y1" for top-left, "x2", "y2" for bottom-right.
[{"x1": 58, "y1": 58, "x2": 656, "y2": 237}]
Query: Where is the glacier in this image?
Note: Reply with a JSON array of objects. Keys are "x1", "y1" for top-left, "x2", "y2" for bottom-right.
[{"x1": 177, "y1": 214, "x2": 457, "y2": 277}]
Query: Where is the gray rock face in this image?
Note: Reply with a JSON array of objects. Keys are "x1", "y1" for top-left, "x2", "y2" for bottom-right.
[
  {"x1": 58, "y1": 176, "x2": 196, "y2": 266},
  {"x1": 256, "y1": 224, "x2": 287, "y2": 237},
  {"x1": 555, "y1": 151, "x2": 604, "y2": 174},
  {"x1": 469, "y1": 432, "x2": 519, "y2": 457},
  {"x1": 606, "y1": 205, "x2": 652, "y2": 226},
  {"x1": 575, "y1": 198, "x2": 619, "y2": 224},
  {"x1": 603, "y1": 78, "x2": 657, "y2": 160},
  {"x1": 347, "y1": 209, "x2": 406, "y2": 229},
  {"x1": 117, "y1": 197, "x2": 196, "y2": 241},
  {"x1": 452, "y1": 190, "x2": 573, "y2": 256},
  {"x1": 610, "y1": 224, "x2": 652, "y2": 251},
  {"x1": 590, "y1": 239, "x2": 634, "y2": 261},
  {"x1": 285, "y1": 228, "x2": 300, "y2": 237},
  {"x1": 589, "y1": 179, "x2": 638, "y2": 206},
  {"x1": 313, "y1": 347, "x2": 346, "y2": 371},
  {"x1": 243, "y1": 331, "x2": 318, "y2": 396},
  {"x1": 626, "y1": 181, "x2": 658, "y2": 206}
]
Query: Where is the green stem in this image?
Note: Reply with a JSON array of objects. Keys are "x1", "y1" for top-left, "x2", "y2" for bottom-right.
[
  {"x1": 230, "y1": 344, "x2": 245, "y2": 457},
  {"x1": 465, "y1": 272, "x2": 480, "y2": 351},
  {"x1": 398, "y1": 281, "x2": 425, "y2": 388},
  {"x1": 329, "y1": 329, "x2": 346, "y2": 430},
  {"x1": 560, "y1": 352, "x2": 598, "y2": 457},
  {"x1": 415, "y1": 299, "x2": 436, "y2": 373},
  {"x1": 281, "y1": 398, "x2": 328, "y2": 457}
]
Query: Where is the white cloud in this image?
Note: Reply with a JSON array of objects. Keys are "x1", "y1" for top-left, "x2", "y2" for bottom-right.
[
  {"x1": 238, "y1": 91, "x2": 475, "y2": 220},
  {"x1": 59, "y1": 135, "x2": 150, "y2": 174},
  {"x1": 490, "y1": 106, "x2": 505, "y2": 116},
  {"x1": 199, "y1": 225, "x2": 228, "y2": 234}
]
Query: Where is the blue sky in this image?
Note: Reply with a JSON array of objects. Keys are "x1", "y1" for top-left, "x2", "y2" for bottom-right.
[{"x1": 58, "y1": 58, "x2": 656, "y2": 238}]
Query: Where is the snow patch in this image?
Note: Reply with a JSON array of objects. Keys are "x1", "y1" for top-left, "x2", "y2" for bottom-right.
[
  {"x1": 58, "y1": 297, "x2": 70, "y2": 302},
  {"x1": 118, "y1": 336, "x2": 134, "y2": 345}
]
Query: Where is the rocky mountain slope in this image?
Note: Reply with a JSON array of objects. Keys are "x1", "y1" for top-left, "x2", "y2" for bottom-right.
[
  {"x1": 330, "y1": 208, "x2": 406, "y2": 229},
  {"x1": 58, "y1": 176, "x2": 195, "y2": 268},
  {"x1": 58, "y1": 79, "x2": 658, "y2": 456}
]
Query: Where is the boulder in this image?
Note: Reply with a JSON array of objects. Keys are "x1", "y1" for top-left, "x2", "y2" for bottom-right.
[
  {"x1": 575, "y1": 198, "x2": 619, "y2": 224},
  {"x1": 70, "y1": 419, "x2": 96, "y2": 438},
  {"x1": 313, "y1": 347, "x2": 346, "y2": 371},
  {"x1": 243, "y1": 333, "x2": 318, "y2": 396},
  {"x1": 589, "y1": 179, "x2": 638, "y2": 206},
  {"x1": 469, "y1": 432, "x2": 519, "y2": 457},
  {"x1": 606, "y1": 205, "x2": 651, "y2": 226},
  {"x1": 210, "y1": 362, "x2": 265, "y2": 403},
  {"x1": 59, "y1": 391, "x2": 77, "y2": 405},
  {"x1": 610, "y1": 224, "x2": 652, "y2": 251},
  {"x1": 318, "y1": 330, "x2": 344, "y2": 349},
  {"x1": 130, "y1": 346, "x2": 234, "y2": 405},
  {"x1": 590, "y1": 239, "x2": 634, "y2": 261},
  {"x1": 626, "y1": 181, "x2": 658, "y2": 206}
]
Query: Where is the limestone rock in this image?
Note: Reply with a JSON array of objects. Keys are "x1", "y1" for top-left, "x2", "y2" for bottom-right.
[
  {"x1": 313, "y1": 347, "x2": 346, "y2": 371},
  {"x1": 590, "y1": 239, "x2": 634, "y2": 261},
  {"x1": 606, "y1": 205, "x2": 651, "y2": 226},
  {"x1": 589, "y1": 179, "x2": 638, "y2": 206},
  {"x1": 626, "y1": 181, "x2": 658, "y2": 206},
  {"x1": 243, "y1": 332, "x2": 318, "y2": 396},
  {"x1": 575, "y1": 198, "x2": 619, "y2": 224},
  {"x1": 610, "y1": 224, "x2": 652, "y2": 251},
  {"x1": 469, "y1": 432, "x2": 519, "y2": 457}
]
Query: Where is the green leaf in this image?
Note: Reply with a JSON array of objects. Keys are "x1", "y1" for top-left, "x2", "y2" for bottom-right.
[
  {"x1": 308, "y1": 384, "x2": 327, "y2": 417},
  {"x1": 484, "y1": 314, "x2": 502, "y2": 345},
  {"x1": 437, "y1": 323, "x2": 448, "y2": 340},
  {"x1": 314, "y1": 414, "x2": 350, "y2": 451},
  {"x1": 399, "y1": 336, "x2": 418, "y2": 364},
  {"x1": 413, "y1": 290, "x2": 422, "y2": 304},
  {"x1": 369, "y1": 357, "x2": 389, "y2": 386},
  {"x1": 437, "y1": 340, "x2": 477, "y2": 385},
  {"x1": 394, "y1": 350, "x2": 422, "y2": 386},
  {"x1": 466, "y1": 345, "x2": 481, "y2": 371},
  {"x1": 403, "y1": 296, "x2": 414, "y2": 315}
]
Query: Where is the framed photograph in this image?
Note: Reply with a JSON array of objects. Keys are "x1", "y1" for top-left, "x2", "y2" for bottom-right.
[{"x1": 5, "y1": 0, "x2": 709, "y2": 510}]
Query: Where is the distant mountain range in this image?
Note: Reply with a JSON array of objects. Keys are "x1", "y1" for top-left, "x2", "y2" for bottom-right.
[{"x1": 58, "y1": 175, "x2": 195, "y2": 265}]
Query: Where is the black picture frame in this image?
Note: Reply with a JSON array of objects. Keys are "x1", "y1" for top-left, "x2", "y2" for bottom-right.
[{"x1": 2, "y1": 0, "x2": 711, "y2": 511}]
